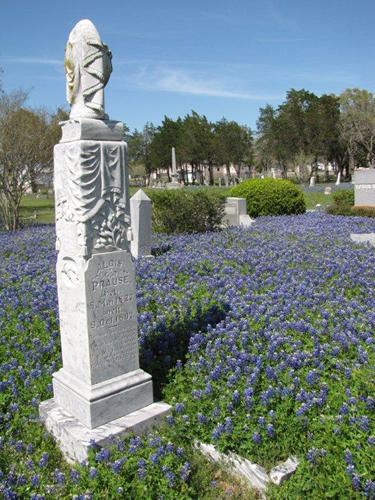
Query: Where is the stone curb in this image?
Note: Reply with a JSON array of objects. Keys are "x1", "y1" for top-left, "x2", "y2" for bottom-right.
[{"x1": 195, "y1": 441, "x2": 299, "y2": 497}]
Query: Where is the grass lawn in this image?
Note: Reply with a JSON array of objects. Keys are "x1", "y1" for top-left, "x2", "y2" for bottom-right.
[
  {"x1": 19, "y1": 195, "x2": 55, "y2": 225},
  {"x1": 303, "y1": 191, "x2": 333, "y2": 209}
]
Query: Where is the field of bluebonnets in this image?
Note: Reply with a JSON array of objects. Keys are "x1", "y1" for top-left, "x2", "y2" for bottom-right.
[{"x1": 0, "y1": 213, "x2": 374, "y2": 499}]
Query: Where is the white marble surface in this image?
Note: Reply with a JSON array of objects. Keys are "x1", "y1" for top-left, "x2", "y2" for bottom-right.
[
  {"x1": 352, "y1": 169, "x2": 375, "y2": 206},
  {"x1": 65, "y1": 20, "x2": 112, "y2": 120},
  {"x1": 269, "y1": 456, "x2": 299, "y2": 486},
  {"x1": 196, "y1": 442, "x2": 269, "y2": 493},
  {"x1": 130, "y1": 190, "x2": 152, "y2": 259},
  {"x1": 223, "y1": 197, "x2": 252, "y2": 227},
  {"x1": 53, "y1": 367, "x2": 153, "y2": 429},
  {"x1": 40, "y1": 399, "x2": 171, "y2": 463},
  {"x1": 171, "y1": 147, "x2": 177, "y2": 174},
  {"x1": 350, "y1": 233, "x2": 375, "y2": 246},
  {"x1": 60, "y1": 118, "x2": 123, "y2": 142},
  {"x1": 239, "y1": 214, "x2": 255, "y2": 227}
]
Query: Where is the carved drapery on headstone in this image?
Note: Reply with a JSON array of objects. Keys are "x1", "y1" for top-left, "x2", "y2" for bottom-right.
[{"x1": 55, "y1": 140, "x2": 130, "y2": 258}]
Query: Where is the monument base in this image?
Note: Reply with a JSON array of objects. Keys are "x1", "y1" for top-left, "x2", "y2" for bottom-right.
[
  {"x1": 39, "y1": 399, "x2": 171, "y2": 463},
  {"x1": 53, "y1": 368, "x2": 154, "y2": 429}
]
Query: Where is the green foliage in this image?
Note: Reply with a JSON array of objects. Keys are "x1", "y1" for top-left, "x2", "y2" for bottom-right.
[
  {"x1": 256, "y1": 90, "x2": 344, "y2": 178},
  {"x1": 145, "y1": 189, "x2": 226, "y2": 233},
  {"x1": 326, "y1": 189, "x2": 355, "y2": 216},
  {"x1": 332, "y1": 189, "x2": 354, "y2": 206},
  {"x1": 340, "y1": 88, "x2": 375, "y2": 168},
  {"x1": 230, "y1": 179, "x2": 306, "y2": 217}
]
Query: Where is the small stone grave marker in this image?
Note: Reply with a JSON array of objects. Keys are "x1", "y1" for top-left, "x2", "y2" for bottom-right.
[{"x1": 130, "y1": 189, "x2": 152, "y2": 259}]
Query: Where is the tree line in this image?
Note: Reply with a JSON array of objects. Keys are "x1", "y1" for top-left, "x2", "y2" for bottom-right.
[
  {"x1": 127, "y1": 88, "x2": 375, "y2": 185},
  {"x1": 1, "y1": 68, "x2": 375, "y2": 229},
  {"x1": 126, "y1": 113, "x2": 253, "y2": 185}
]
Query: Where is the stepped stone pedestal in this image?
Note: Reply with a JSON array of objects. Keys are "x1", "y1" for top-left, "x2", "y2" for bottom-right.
[{"x1": 39, "y1": 20, "x2": 170, "y2": 463}]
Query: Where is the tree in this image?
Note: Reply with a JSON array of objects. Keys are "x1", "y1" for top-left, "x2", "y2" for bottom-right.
[
  {"x1": 0, "y1": 90, "x2": 60, "y2": 230},
  {"x1": 214, "y1": 118, "x2": 252, "y2": 179},
  {"x1": 149, "y1": 116, "x2": 183, "y2": 181},
  {"x1": 340, "y1": 88, "x2": 375, "y2": 169},
  {"x1": 256, "y1": 103, "x2": 299, "y2": 178},
  {"x1": 180, "y1": 111, "x2": 214, "y2": 184},
  {"x1": 256, "y1": 89, "x2": 344, "y2": 181},
  {"x1": 127, "y1": 122, "x2": 156, "y2": 184}
]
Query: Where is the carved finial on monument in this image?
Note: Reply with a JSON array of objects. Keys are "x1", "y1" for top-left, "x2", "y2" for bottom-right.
[{"x1": 65, "y1": 19, "x2": 112, "y2": 120}]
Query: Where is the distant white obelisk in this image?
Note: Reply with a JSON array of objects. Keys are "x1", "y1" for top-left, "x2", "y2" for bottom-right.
[
  {"x1": 166, "y1": 146, "x2": 181, "y2": 189},
  {"x1": 172, "y1": 146, "x2": 177, "y2": 175}
]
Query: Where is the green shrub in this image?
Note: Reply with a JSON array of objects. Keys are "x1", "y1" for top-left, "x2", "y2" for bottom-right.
[
  {"x1": 144, "y1": 188, "x2": 226, "y2": 234},
  {"x1": 332, "y1": 189, "x2": 354, "y2": 206},
  {"x1": 326, "y1": 189, "x2": 356, "y2": 216},
  {"x1": 229, "y1": 178, "x2": 306, "y2": 217}
]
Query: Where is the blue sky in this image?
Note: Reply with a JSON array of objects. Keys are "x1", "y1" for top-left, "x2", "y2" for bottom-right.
[{"x1": 1, "y1": 0, "x2": 374, "y2": 132}]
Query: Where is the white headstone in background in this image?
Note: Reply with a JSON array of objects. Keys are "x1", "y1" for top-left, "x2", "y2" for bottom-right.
[
  {"x1": 130, "y1": 189, "x2": 152, "y2": 259},
  {"x1": 310, "y1": 176, "x2": 316, "y2": 187},
  {"x1": 39, "y1": 19, "x2": 170, "y2": 463},
  {"x1": 223, "y1": 197, "x2": 255, "y2": 227},
  {"x1": 336, "y1": 171, "x2": 341, "y2": 185},
  {"x1": 352, "y1": 169, "x2": 375, "y2": 206}
]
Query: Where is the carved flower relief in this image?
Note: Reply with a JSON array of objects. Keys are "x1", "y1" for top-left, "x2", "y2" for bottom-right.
[
  {"x1": 91, "y1": 194, "x2": 130, "y2": 252},
  {"x1": 56, "y1": 198, "x2": 75, "y2": 223}
]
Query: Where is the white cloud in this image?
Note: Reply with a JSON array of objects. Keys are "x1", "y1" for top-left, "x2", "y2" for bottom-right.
[{"x1": 118, "y1": 65, "x2": 281, "y2": 100}]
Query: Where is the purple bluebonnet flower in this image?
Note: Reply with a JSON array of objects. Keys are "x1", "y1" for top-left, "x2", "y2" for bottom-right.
[
  {"x1": 38, "y1": 452, "x2": 49, "y2": 468},
  {"x1": 174, "y1": 402, "x2": 185, "y2": 413},
  {"x1": 266, "y1": 423, "x2": 275, "y2": 437},
  {"x1": 179, "y1": 461, "x2": 191, "y2": 482},
  {"x1": 30, "y1": 474, "x2": 40, "y2": 486},
  {"x1": 89, "y1": 467, "x2": 97, "y2": 479},
  {"x1": 54, "y1": 469, "x2": 65, "y2": 484},
  {"x1": 252, "y1": 432, "x2": 261, "y2": 444}
]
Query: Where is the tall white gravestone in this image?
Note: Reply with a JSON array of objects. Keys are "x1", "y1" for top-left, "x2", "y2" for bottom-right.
[{"x1": 40, "y1": 19, "x2": 170, "y2": 463}]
